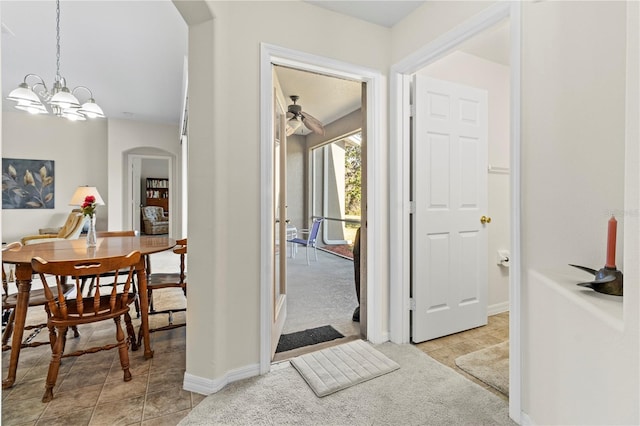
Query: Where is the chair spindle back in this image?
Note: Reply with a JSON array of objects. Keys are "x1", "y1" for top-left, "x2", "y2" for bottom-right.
[{"x1": 31, "y1": 251, "x2": 141, "y2": 320}]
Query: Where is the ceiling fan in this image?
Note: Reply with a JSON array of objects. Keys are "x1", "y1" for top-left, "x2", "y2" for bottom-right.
[{"x1": 286, "y1": 95, "x2": 325, "y2": 137}]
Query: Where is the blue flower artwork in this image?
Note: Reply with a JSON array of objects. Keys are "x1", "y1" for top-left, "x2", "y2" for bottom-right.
[{"x1": 2, "y1": 158, "x2": 55, "y2": 209}]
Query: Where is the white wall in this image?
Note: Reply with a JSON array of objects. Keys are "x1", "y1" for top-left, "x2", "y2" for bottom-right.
[
  {"x1": 391, "y1": 1, "x2": 497, "y2": 63},
  {"x1": 106, "y1": 119, "x2": 181, "y2": 235},
  {"x1": 420, "y1": 50, "x2": 510, "y2": 312},
  {"x1": 142, "y1": 159, "x2": 169, "y2": 181},
  {"x1": 520, "y1": 2, "x2": 637, "y2": 424},
  {"x1": 1, "y1": 111, "x2": 108, "y2": 242},
  {"x1": 2, "y1": 114, "x2": 181, "y2": 242},
  {"x1": 177, "y1": 3, "x2": 638, "y2": 422},
  {"x1": 177, "y1": 0, "x2": 390, "y2": 384},
  {"x1": 391, "y1": 1, "x2": 638, "y2": 424}
]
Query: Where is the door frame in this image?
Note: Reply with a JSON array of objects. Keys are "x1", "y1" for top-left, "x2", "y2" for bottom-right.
[
  {"x1": 126, "y1": 153, "x2": 173, "y2": 237},
  {"x1": 388, "y1": 2, "x2": 522, "y2": 422},
  {"x1": 259, "y1": 43, "x2": 384, "y2": 374}
]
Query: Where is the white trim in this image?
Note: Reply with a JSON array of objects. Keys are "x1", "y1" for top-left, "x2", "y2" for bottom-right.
[
  {"x1": 508, "y1": 3, "x2": 523, "y2": 423},
  {"x1": 520, "y1": 412, "x2": 535, "y2": 426},
  {"x1": 488, "y1": 165, "x2": 510, "y2": 174},
  {"x1": 365, "y1": 74, "x2": 385, "y2": 344},
  {"x1": 260, "y1": 43, "x2": 385, "y2": 373},
  {"x1": 259, "y1": 44, "x2": 275, "y2": 375},
  {"x1": 126, "y1": 153, "x2": 173, "y2": 238},
  {"x1": 488, "y1": 301, "x2": 510, "y2": 316},
  {"x1": 183, "y1": 364, "x2": 260, "y2": 395},
  {"x1": 388, "y1": 1, "x2": 522, "y2": 423}
]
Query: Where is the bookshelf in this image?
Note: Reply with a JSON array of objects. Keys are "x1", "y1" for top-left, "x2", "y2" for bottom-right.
[{"x1": 145, "y1": 178, "x2": 169, "y2": 212}]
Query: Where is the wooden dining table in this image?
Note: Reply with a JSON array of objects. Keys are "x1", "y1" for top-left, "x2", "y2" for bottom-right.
[{"x1": 1, "y1": 235, "x2": 176, "y2": 389}]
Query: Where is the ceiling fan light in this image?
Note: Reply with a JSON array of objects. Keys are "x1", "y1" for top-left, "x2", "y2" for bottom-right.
[
  {"x1": 288, "y1": 117, "x2": 302, "y2": 132},
  {"x1": 50, "y1": 87, "x2": 80, "y2": 109},
  {"x1": 78, "y1": 98, "x2": 105, "y2": 118},
  {"x1": 7, "y1": 83, "x2": 41, "y2": 105}
]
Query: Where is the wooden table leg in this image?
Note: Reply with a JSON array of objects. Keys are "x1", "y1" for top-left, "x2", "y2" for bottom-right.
[
  {"x1": 2, "y1": 264, "x2": 32, "y2": 389},
  {"x1": 136, "y1": 258, "x2": 154, "y2": 359}
]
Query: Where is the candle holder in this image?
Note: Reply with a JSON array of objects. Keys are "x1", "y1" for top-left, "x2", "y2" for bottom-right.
[{"x1": 569, "y1": 264, "x2": 623, "y2": 296}]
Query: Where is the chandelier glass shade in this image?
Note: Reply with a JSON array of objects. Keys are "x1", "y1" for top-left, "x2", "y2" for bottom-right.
[{"x1": 6, "y1": 0, "x2": 105, "y2": 121}]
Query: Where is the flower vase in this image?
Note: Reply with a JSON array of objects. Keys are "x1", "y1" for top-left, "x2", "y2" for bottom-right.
[{"x1": 86, "y1": 214, "x2": 97, "y2": 247}]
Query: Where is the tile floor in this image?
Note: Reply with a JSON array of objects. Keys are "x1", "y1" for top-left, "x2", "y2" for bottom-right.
[
  {"x1": 2, "y1": 245, "x2": 508, "y2": 424},
  {"x1": 1, "y1": 287, "x2": 198, "y2": 426},
  {"x1": 414, "y1": 311, "x2": 510, "y2": 400}
]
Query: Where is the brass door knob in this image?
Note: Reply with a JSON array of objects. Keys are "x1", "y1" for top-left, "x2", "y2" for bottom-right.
[{"x1": 480, "y1": 215, "x2": 492, "y2": 225}]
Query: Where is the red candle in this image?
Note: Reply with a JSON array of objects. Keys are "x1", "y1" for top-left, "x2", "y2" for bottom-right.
[{"x1": 605, "y1": 215, "x2": 617, "y2": 268}]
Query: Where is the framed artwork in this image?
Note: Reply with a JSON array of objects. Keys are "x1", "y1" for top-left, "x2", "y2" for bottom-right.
[{"x1": 2, "y1": 158, "x2": 55, "y2": 209}]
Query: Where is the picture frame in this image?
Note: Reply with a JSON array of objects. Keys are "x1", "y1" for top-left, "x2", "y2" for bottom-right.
[{"x1": 2, "y1": 158, "x2": 55, "y2": 209}]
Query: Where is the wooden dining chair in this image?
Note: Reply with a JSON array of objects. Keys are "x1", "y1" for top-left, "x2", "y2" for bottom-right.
[
  {"x1": 2, "y1": 242, "x2": 78, "y2": 352},
  {"x1": 137, "y1": 238, "x2": 186, "y2": 347},
  {"x1": 82, "y1": 230, "x2": 141, "y2": 319},
  {"x1": 31, "y1": 251, "x2": 141, "y2": 402}
]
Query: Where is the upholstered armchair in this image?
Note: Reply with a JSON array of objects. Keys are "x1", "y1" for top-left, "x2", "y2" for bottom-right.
[
  {"x1": 141, "y1": 206, "x2": 169, "y2": 235},
  {"x1": 21, "y1": 210, "x2": 87, "y2": 245}
]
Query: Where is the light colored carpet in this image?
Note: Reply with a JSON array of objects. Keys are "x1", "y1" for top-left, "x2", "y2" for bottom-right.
[
  {"x1": 455, "y1": 341, "x2": 509, "y2": 396},
  {"x1": 290, "y1": 340, "x2": 400, "y2": 397},
  {"x1": 284, "y1": 249, "x2": 358, "y2": 336},
  {"x1": 180, "y1": 342, "x2": 515, "y2": 425}
]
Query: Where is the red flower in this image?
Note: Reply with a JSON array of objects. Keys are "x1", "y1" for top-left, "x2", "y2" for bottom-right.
[{"x1": 81, "y1": 195, "x2": 97, "y2": 217}]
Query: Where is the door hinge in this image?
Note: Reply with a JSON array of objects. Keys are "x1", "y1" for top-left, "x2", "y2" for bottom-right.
[
  {"x1": 410, "y1": 104, "x2": 416, "y2": 118},
  {"x1": 409, "y1": 201, "x2": 415, "y2": 214},
  {"x1": 409, "y1": 298, "x2": 416, "y2": 311}
]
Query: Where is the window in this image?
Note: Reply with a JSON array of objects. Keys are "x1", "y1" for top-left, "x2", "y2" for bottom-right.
[{"x1": 311, "y1": 132, "x2": 361, "y2": 245}]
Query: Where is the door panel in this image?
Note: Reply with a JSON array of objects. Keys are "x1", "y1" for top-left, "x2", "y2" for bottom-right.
[
  {"x1": 412, "y1": 76, "x2": 488, "y2": 343},
  {"x1": 271, "y1": 77, "x2": 288, "y2": 358}
]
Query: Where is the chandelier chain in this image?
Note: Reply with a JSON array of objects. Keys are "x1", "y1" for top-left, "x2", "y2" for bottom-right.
[
  {"x1": 55, "y1": 0, "x2": 61, "y2": 81},
  {"x1": 7, "y1": 0, "x2": 105, "y2": 119}
]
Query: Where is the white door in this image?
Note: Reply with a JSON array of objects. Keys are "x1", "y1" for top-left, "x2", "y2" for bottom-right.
[
  {"x1": 271, "y1": 77, "x2": 288, "y2": 357},
  {"x1": 411, "y1": 76, "x2": 489, "y2": 343}
]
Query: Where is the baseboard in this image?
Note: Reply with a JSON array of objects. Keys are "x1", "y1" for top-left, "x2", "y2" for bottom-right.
[
  {"x1": 520, "y1": 411, "x2": 534, "y2": 425},
  {"x1": 488, "y1": 301, "x2": 510, "y2": 316},
  {"x1": 183, "y1": 363, "x2": 261, "y2": 395}
]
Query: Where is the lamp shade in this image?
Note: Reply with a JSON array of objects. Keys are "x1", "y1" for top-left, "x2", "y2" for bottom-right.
[
  {"x1": 50, "y1": 87, "x2": 80, "y2": 109},
  {"x1": 15, "y1": 100, "x2": 47, "y2": 115},
  {"x1": 7, "y1": 83, "x2": 41, "y2": 104},
  {"x1": 69, "y1": 186, "x2": 105, "y2": 206},
  {"x1": 61, "y1": 110, "x2": 87, "y2": 121},
  {"x1": 78, "y1": 99, "x2": 105, "y2": 119}
]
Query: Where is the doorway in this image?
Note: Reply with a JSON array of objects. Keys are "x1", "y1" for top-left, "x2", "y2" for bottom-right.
[
  {"x1": 410, "y1": 19, "x2": 512, "y2": 342},
  {"x1": 271, "y1": 65, "x2": 364, "y2": 360},
  {"x1": 388, "y1": 2, "x2": 522, "y2": 420},
  {"x1": 126, "y1": 153, "x2": 173, "y2": 236},
  {"x1": 260, "y1": 43, "x2": 385, "y2": 374}
]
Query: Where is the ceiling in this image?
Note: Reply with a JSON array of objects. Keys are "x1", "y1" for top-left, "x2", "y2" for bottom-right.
[
  {"x1": 305, "y1": 1, "x2": 426, "y2": 28},
  {"x1": 1, "y1": 1, "x2": 507, "y2": 128},
  {"x1": 275, "y1": 66, "x2": 362, "y2": 136},
  {"x1": 1, "y1": 1, "x2": 188, "y2": 125}
]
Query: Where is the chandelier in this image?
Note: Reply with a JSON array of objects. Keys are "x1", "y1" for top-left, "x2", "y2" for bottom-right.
[{"x1": 6, "y1": 0, "x2": 105, "y2": 121}]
